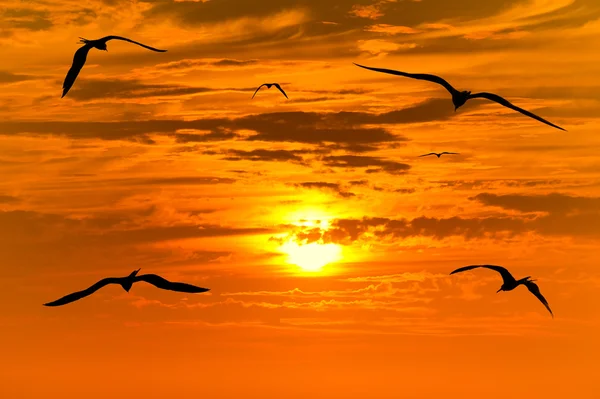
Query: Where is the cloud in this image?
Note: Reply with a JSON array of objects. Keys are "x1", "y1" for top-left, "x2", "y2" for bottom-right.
[
  {"x1": 471, "y1": 193, "x2": 600, "y2": 214},
  {"x1": 294, "y1": 182, "x2": 355, "y2": 198},
  {"x1": 0, "y1": 209, "x2": 274, "y2": 248},
  {"x1": 357, "y1": 39, "x2": 417, "y2": 55},
  {"x1": 0, "y1": 71, "x2": 35, "y2": 84},
  {"x1": 1, "y1": 8, "x2": 53, "y2": 31},
  {"x1": 322, "y1": 155, "x2": 410, "y2": 175},
  {"x1": 64, "y1": 78, "x2": 247, "y2": 101},
  {"x1": 1, "y1": 99, "x2": 462, "y2": 144},
  {"x1": 364, "y1": 24, "x2": 420, "y2": 34},
  {"x1": 0, "y1": 195, "x2": 20, "y2": 204},
  {"x1": 221, "y1": 149, "x2": 308, "y2": 163}
]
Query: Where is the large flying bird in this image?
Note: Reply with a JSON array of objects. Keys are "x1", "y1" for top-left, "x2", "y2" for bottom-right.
[
  {"x1": 62, "y1": 36, "x2": 167, "y2": 98},
  {"x1": 252, "y1": 83, "x2": 288, "y2": 99},
  {"x1": 450, "y1": 265, "x2": 553, "y2": 317},
  {"x1": 44, "y1": 269, "x2": 209, "y2": 307},
  {"x1": 353, "y1": 63, "x2": 565, "y2": 131},
  {"x1": 418, "y1": 152, "x2": 459, "y2": 158}
]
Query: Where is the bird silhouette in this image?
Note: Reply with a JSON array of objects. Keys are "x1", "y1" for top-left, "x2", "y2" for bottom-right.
[
  {"x1": 62, "y1": 36, "x2": 167, "y2": 98},
  {"x1": 43, "y1": 268, "x2": 209, "y2": 307},
  {"x1": 252, "y1": 83, "x2": 288, "y2": 99},
  {"x1": 419, "y1": 152, "x2": 459, "y2": 158},
  {"x1": 353, "y1": 63, "x2": 565, "y2": 131},
  {"x1": 450, "y1": 265, "x2": 553, "y2": 317}
]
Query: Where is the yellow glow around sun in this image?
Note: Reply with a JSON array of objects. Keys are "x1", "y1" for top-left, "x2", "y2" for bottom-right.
[{"x1": 280, "y1": 240, "x2": 342, "y2": 272}]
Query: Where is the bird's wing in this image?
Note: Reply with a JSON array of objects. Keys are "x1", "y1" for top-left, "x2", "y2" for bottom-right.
[
  {"x1": 273, "y1": 83, "x2": 289, "y2": 99},
  {"x1": 418, "y1": 153, "x2": 437, "y2": 157},
  {"x1": 523, "y1": 280, "x2": 553, "y2": 317},
  {"x1": 102, "y1": 36, "x2": 167, "y2": 52},
  {"x1": 62, "y1": 45, "x2": 92, "y2": 98},
  {"x1": 441, "y1": 152, "x2": 459, "y2": 155},
  {"x1": 450, "y1": 264, "x2": 516, "y2": 284},
  {"x1": 44, "y1": 277, "x2": 119, "y2": 306},
  {"x1": 353, "y1": 63, "x2": 458, "y2": 95},
  {"x1": 252, "y1": 84, "x2": 267, "y2": 99},
  {"x1": 135, "y1": 274, "x2": 210, "y2": 293},
  {"x1": 468, "y1": 92, "x2": 565, "y2": 131}
]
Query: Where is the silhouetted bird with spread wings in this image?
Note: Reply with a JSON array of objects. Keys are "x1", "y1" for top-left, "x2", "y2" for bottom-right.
[
  {"x1": 62, "y1": 36, "x2": 167, "y2": 98},
  {"x1": 252, "y1": 83, "x2": 288, "y2": 99},
  {"x1": 419, "y1": 152, "x2": 459, "y2": 158},
  {"x1": 450, "y1": 265, "x2": 553, "y2": 317},
  {"x1": 43, "y1": 269, "x2": 209, "y2": 307},
  {"x1": 353, "y1": 63, "x2": 565, "y2": 131}
]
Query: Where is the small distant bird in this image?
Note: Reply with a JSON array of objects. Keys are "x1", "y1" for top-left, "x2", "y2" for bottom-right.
[
  {"x1": 43, "y1": 269, "x2": 209, "y2": 307},
  {"x1": 353, "y1": 63, "x2": 565, "y2": 131},
  {"x1": 450, "y1": 265, "x2": 553, "y2": 317},
  {"x1": 419, "y1": 152, "x2": 459, "y2": 158},
  {"x1": 252, "y1": 83, "x2": 288, "y2": 99},
  {"x1": 62, "y1": 36, "x2": 167, "y2": 98}
]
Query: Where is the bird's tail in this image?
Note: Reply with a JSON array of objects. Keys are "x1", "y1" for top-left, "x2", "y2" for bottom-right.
[
  {"x1": 120, "y1": 268, "x2": 141, "y2": 292},
  {"x1": 78, "y1": 37, "x2": 91, "y2": 44},
  {"x1": 518, "y1": 276, "x2": 533, "y2": 284}
]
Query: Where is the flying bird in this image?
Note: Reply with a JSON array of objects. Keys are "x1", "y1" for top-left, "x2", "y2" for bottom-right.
[
  {"x1": 418, "y1": 152, "x2": 459, "y2": 158},
  {"x1": 450, "y1": 265, "x2": 553, "y2": 317},
  {"x1": 43, "y1": 269, "x2": 209, "y2": 307},
  {"x1": 353, "y1": 63, "x2": 565, "y2": 131},
  {"x1": 62, "y1": 36, "x2": 167, "y2": 98},
  {"x1": 252, "y1": 83, "x2": 288, "y2": 99}
]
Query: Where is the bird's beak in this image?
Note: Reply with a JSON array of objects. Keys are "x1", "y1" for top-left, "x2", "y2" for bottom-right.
[{"x1": 496, "y1": 288, "x2": 502, "y2": 293}]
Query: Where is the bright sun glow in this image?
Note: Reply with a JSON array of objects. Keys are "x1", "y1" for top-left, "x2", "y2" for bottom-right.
[{"x1": 280, "y1": 240, "x2": 342, "y2": 272}]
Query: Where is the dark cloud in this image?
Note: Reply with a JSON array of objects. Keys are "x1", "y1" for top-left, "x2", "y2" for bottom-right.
[
  {"x1": 4, "y1": 100, "x2": 461, "y2": 144},
  {"x1": 433, "y1": 179, "x2": 563, "y2": 191},
  {"x1": 471, "y1": 193, "x2": 600, "y2": 215},
  {"x1": 142, "y1": 0, "x2": 523, "y2": 29},
  {"x1": 287, "y1": 96, "x2": 339, "y2": 104},
  {"x1": 281, "y1": 208, "x2": 600, "y2": 244},
  {"x1": 33, "y1": 176, "x2": 236, "y2": 192},
  {"x1": 211, "y1": 59, "x2": 259, "y2": 67},
  {"x1": 513, "y1": 0, "x2": 600, "y2": 32},
  {"x1": 174, "y1": 129, "x2": 239, "y2": 143},
  {"x1": 0, "y1": 71, "x2": 35, "y2": 84},
  {"x1": 322, "y1": 155, "x2": 410, "y2": 175},
  {"x1": 64, "y1": 79, "x2": 246, "y2": 101},
  {"x1": 0, "y1": 209, "x2": 273, "y2": 248},
  {"x1": 221, "y1": 149, "x2": 307, "y2": 163},
  {"x1": 348, "y1": 180, "x2": 369, "y2": 186},
  {"x1": 1, "y1": 8, "x2": 53, "y2": 31},
  {"x1": 294, "y1": 182, "x2": 355, "y2": 198},
  {"x1": 0, "y1": 195, "x2": 20, "y2": 204},
  {"x1": 394, "y1": 188, "x2": 416, "y2": 194}
]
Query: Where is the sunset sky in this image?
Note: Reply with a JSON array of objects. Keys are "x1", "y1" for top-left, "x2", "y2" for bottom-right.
[{"x1": 1, "y1": 0, "x2": 599, "y2": 397}]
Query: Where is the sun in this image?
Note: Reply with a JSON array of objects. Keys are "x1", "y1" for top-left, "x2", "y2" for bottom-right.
[{"x1": 280, "y1": 240, "x2": 342, "y2": 272}]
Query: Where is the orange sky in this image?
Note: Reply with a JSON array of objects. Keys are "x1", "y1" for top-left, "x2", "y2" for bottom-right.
[{"x1": 1, "y1": 0, "x2": 599, "y2": 397}]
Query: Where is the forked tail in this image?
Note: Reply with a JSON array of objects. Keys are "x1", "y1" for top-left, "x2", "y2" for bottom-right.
[
  {"x1": 120, "y1": 268, "x2": 141, "y2": 292},
  {"x1": 78, "y1": 37, "x2": 91, "y2": 44},
  {"x1": 518, "y1": 276, "x2": 533, "y2": 285}
]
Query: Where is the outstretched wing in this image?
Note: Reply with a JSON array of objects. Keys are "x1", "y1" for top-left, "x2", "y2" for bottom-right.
[
  {"x1": 450, "y1": 264, "x2": 516, "y2": 284},
  {"x1": 44, "y1": 277, "x2": 119, "y2": 306},
  {"x1": 523, "y1": 280, "x2": 553, "y2": 317},
  {"x1": 418, "y1": 153, "x2": 437, "y2": 157},
  {"x1": 468, "y1": 92, "x2": 565, "y2": 131},
  {"x1": 62, "y1": 45, "x2": 92, "y2": 98},
  {"x1": 441, "y1": 152, "x2": 459, "y2": 155},
  {"x1": 252, "y1": 84, "x2": 268, "y2": 99},
  {"x1": 273, "y1": 83, "x2": 289, "y2": 99},
  {"x1": 103, "y1": 36, "x2": 167, "y2": 52},
  {"x1": 353, "y1": 63, "x2": 458, "y2": 96},
  {"x1": 136, "y1": 274, "x2": 210, "y2": 293}
]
